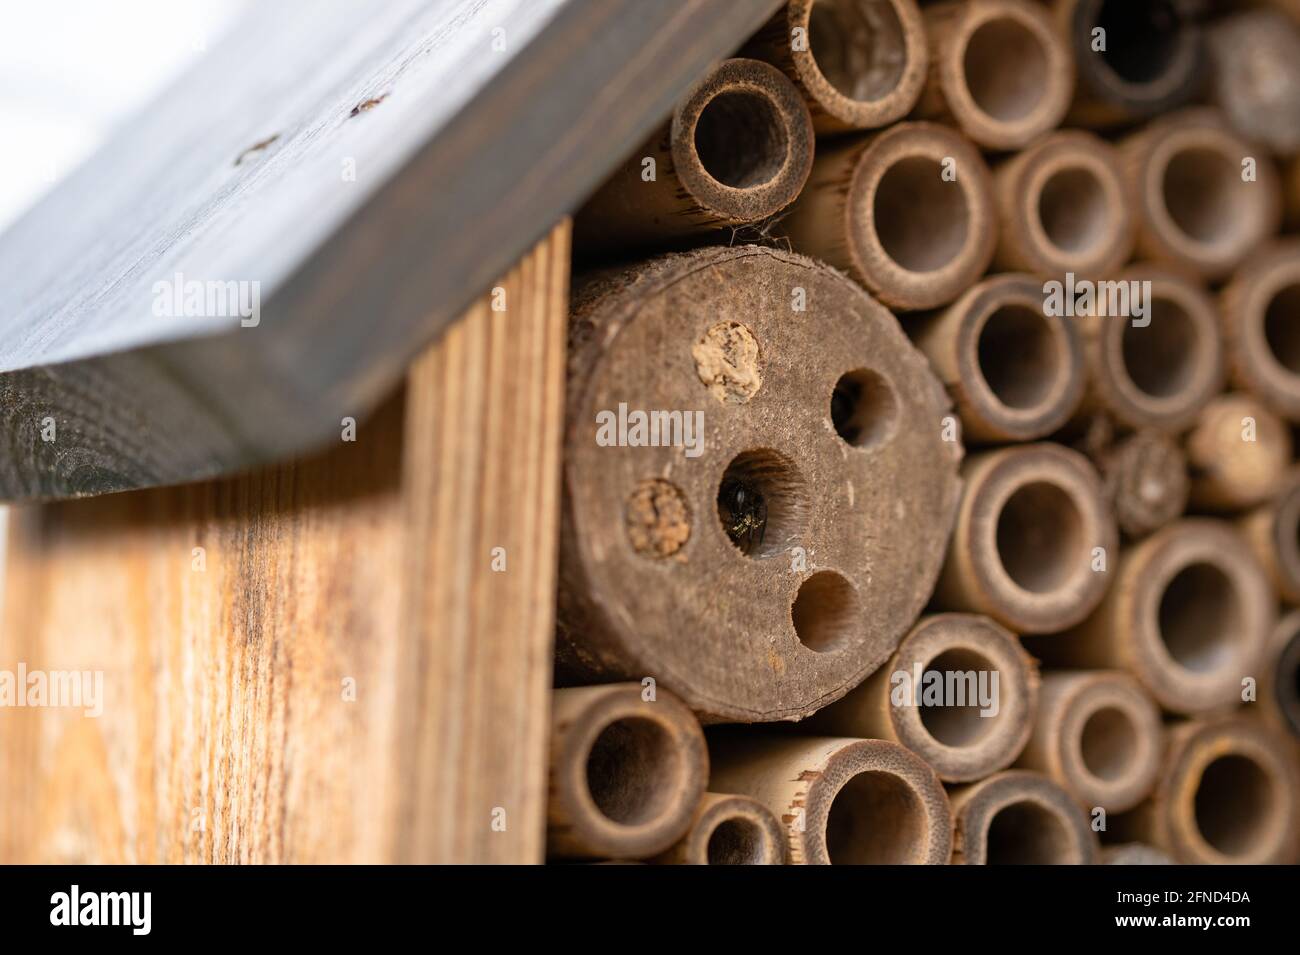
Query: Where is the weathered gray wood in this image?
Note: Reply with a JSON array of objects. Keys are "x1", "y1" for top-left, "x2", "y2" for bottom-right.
[{"x1": 0, "y1": 0, "x2": 783, "y2": 501}]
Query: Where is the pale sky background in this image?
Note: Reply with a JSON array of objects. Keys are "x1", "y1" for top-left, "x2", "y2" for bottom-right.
[
  {"x1": 0, "y1": 0, "x2": 248, "y2": 594},
  {"x1": 0, "y1": 0, "x2": 248, "y2": 231}
]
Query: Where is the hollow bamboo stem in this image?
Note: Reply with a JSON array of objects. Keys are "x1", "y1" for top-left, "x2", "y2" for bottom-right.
[
  {"x1": 781, "y1": 122, "x2": 996, "y2": 311},
  {"x1": 1220, "y1": 241, "x2": 1300, "y2": 422},
  {"x1": 1206, "y1": 10, "x2": 1300, "y2": 156},
  {"x1": 809, "y1": 613, "x2": 1038, "y2": 783},
  {"x1": 650, "y1": 793, "x2": 787, "y2": 865},
  {"x1": 547, "y1": 684, "x2": 708, "y2": 860},
  {"x1": 934, "y1": 443, "x2": 1116, "y2": 635},
  {"x1": 1186, "y1": 392, "x2": 1292, "y2": 512},
  {"x1": 707, "y1": 735, "x2": 952, "y2": 864},
  {"x1": 574, "y1": 58, "x2": 814, "y2": 252},
  {"x1": 1015, "y1": 671, "x2": 1162, "y2": 813},
  {"x1": 948, "y1": 770, "x2": 1099, "y2": 864},
  {"x1": 1239, "y1": 468, "x2": 1300, "y2": 604}
]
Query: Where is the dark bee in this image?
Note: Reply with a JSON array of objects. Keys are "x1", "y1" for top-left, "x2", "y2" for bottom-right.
[{"x1": 718, "y1": 477, "x2": 767, "y2": 555}]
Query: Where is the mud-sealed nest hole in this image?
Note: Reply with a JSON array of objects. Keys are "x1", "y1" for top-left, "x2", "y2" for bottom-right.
[
  {"x1": 693, "y1": 320, "x2": 762, "y2": 404},
  {"x1": 625, "y1": 478, "x2": 691, "y2": 558}
]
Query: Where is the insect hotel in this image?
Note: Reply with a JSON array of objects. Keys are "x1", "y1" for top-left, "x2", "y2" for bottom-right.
[{"x1": 1, "y1": 0, "x2": 1299, "y2": 866}]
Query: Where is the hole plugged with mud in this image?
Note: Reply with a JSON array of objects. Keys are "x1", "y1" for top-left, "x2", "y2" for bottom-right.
[
  {"x1": 717, "y1": 449, "x2": 807, "y2": 558},
  {"x1": 625, "y1": 478, "x2": 691, "y2": 558}
]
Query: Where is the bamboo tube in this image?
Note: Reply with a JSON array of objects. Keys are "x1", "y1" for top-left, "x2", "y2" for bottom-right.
[
  {"x1": 1261, "y1": 609, "x2": 1300, "y2": 738},
  {"x1": 1027, "y1": 519, "x2": 1274, "y2": 715},
  {"x1": 781, "y1": 122, "x2": 996, "y2": 311},
  {"x1": 650, "y1": 793, "x2": 787, "y2": 865},
  {"x1": 1121, "y1": 109, "x2": 1281, "y2": 281},
  {"x1": 992, "y1": 131, "x2": 1135, "y2": 278},
  {"x1": 948, "y1": 770, "x2": 1099, "y2": 864},
  {"x1": 547, "y1": 684, "x2": 708, "y2": 860},
  {"x1": 1286, "y1": 155, "x2": 1300, "y2": 229},
  {"x1": 745, "y1": 0, "x2": 928, "y2": 133},
  {"x1": 707, "y1": 735, "x2": 952, "y2": 864},
  {"x1": 1102, "y1": 843, "x2": 1173, "y2": 864},
  {"x1": 573, "y1": 58, "x2": 814, "y2": 251},
  {"x1": 1053, "y1": 0, "x2": 1205, "y2": 127},
  {"x1": 912, "y1": 274, "x2": 1084, "y2": 443},
  {"x1": 1239, "y1": 468, "x2": 1300, "y2": 604},
  {"x1": 1206, "y1": 10, "x2": 1300, "y2": 156},
  {"x1": 557, "y1": 246, "x2": 963, "y2": 723},
  {"x1": 1186, "y1": 392, "x2": 1292, "y2": 512},
  {"x1": 915, "y1": 0, "x2": 1072, "y2": 151},
  {"x1": 1096, "y1": 430, "x2": 1189, "y2": 538},
  {"x1": 1220, "y1": 241, "x2": 1300, "y2": 422},
  {"x1": 934, "y1": 443, "x2": 1117, "y2": 635},
  {"x1": 1073, "y1": 265, "x2": 1224, "y2": 434},
  {"x1": 1112, "y1": 717, "x2": 1300, "y2": 864},
  {"x1": 808, "y1": 614, "x2": 1038, "y2": 783},
  {"x1": 1015, "y1": 671, "x2": 1162, "y2": 813}
]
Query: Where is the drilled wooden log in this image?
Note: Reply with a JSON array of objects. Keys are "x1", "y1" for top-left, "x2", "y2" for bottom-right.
[
  {"x1": 1186, "y1": 392, "x2": 1292, "y2": 512},
  {"x1": 707, "y1": 735, "x2": 952, "y2": 864},
  {"x1": 934, "y1": 443, "x2": 1116, "y2": 635},
  {"x1": 1121, "y1": 109, "x2": 1281, "y2": 281},
  {"x1": 1239, "y1": 468, "x2": 1300, "y2": 604},
  {"x1": 992, "y1": 131, "x2": 1135, "y2": 278},
  {"x1": 650, "y1": 793, "x2": 787, "y2": 865},
  {"x1": 547, "y1": 684, "x2": 708, "y2": 860},
  {"x1": 1206, "y1": 10, "x2": 1300, "y2": 156},
  {"x1": 1220, "y1": 241, "x2": 1300, "y2": 422},
  {"x1": 1015, "y1": 671, "x2": 1162, "y2": 813},
  {"x1": 1111, "y1": 717, "x2": 1300, "y2": 864},
  {"x1": 1072, "y1": 265, "x2": 1224, "y2": 433},
  {"x1": 916, "y1": 0, "x2": 1072, "y2": 151},
  {"x1": 781, "y1": 122, "x2": 996, "y2": 310},
  {"x1": 557, "y1": 245, "x2": 962, "y2": 723},
  {"x1": 1027, "y1": 519, "x2": 1274, "y2": 715},
  {"x1": 948, "y1": 770, "x2": 1099, "y2": 864},
  {"x1": 808, "y1": 614, "x2": 1038, "y2": 782},
  {"x1": 744, "y1": 0, "x2": 928, "y2": 133},
  {"x1": 1053, "y1": 0, "x2": 1205, "y2": 127},
  {"x1": 574, "y1": 58, "x2": 814, "y2": 251},
  {"x1": 912, "y1": 274, "x2": 1085, "y2": 443}
]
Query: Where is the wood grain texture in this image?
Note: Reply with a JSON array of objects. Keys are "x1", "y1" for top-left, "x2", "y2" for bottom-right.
[
  {"x1": 0, "y1": 0, "x2": 782, "y2": 502},
  {"x1": 392, "y1": 222, "x2": 569, "y2": 863},
  {"x1": 0, "y1": 222, "x2": 570, "y2": 864}
]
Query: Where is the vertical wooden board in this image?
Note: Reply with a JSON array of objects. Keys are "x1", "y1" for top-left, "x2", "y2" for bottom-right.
[
  {"x1": 0, "y1": 403, "x2": 406, "y2": 863},
  {"x1": 393, "y1": 221, "x2": 570, "y2": 863}
]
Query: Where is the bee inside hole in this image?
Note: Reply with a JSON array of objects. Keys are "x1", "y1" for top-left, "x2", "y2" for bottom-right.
[{"x1": 716, "y1": 449, "x2": 808, "y2": 559}]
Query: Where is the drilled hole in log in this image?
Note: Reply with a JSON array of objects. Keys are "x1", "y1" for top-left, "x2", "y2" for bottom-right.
[
  {"x1": 874, "y1": 156, "x2": 970, "y2": 273},
  {"x1": 1161, "y1": 147, "x2": 1242, "y2": 246},
  {"x1": 791, "y1": 570, "x2": 859, "y2": 653},
  {"x1": 825, "y1": 770, "x2": 923, "y2": 864},
  {"x1": 962, "y1": 18, "x2": 1049, "y2": 122},
  {"x1": 1038, "y1": 166, "x2": 1108, "y2": 255},
  {"x1": 1121, "y1": 298, "x2": 1197, "y2": 399},
  {"x1": 995, "y1": 481, "x2": 1084, "y2": 594},
  {"x1": 1264, "y1": 283, "x2": 1300, "y2": 375},
  {"x1": 585, "y1": 717, "x2": 678, "y2": 827},
  {"x1": 694, "y1": 91, "x2": 787, "y2": 189},
  {"x1": 831, "y1": 368, "x2": 899, "y2": 449},
  {"x1": 917, "y1": 648, "x2": 997, "y2": 747},
  {"x1": 977, "y1": 305, "x2": 1059, "y2": 411},
  {"x1": 1096, "y1": 0, "x2": 1182, "y2": 85},
  {"x1": 985, "y1": 801, "x2": 1070, "y2": 864},
  {"x1": 807, "y1": 0, "x2": 906, "y2": 101},
  {"x1": 625, "y1": 478, "x2": 691, "y2": 558},
  {"x1": 706, "y1": 818, "x2": 767, "y2": 865},
  {"x1": 717, "y1": 449, "x2": 808, "y2": 559},
  {"x1": 1194, "y1": 754, "x2": 1276, "y2": 858},
  {"x1": 1157, "y1": 563, "x2": 1240, "y2": 674},
  {"x1": 1079, "y1": 706, "x2": 1137, "y2": 783}
]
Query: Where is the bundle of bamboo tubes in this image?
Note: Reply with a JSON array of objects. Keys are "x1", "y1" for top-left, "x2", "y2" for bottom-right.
[{"x1": 551, "y1": 0, "x2": 1300, "y2": 864}]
